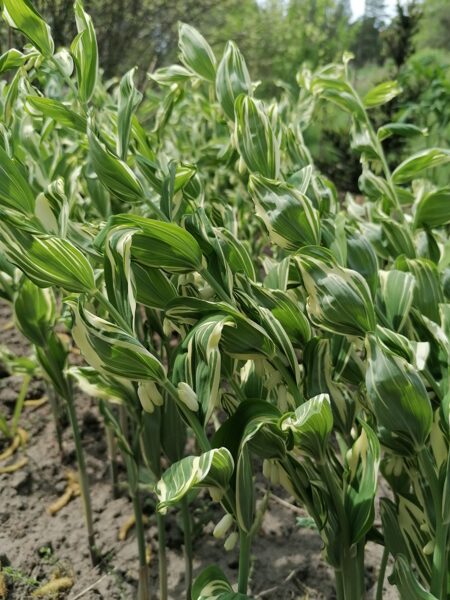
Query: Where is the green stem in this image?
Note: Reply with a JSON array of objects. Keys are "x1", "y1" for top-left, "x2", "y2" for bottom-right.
[
  {"x1": 336, "y1": 544, "x2": 365, "y2": 600},
  {"x1": 163, "y1": 380, "x2": 209, "y2": 452},
  {"x1": 375, "y1": 546, "x2": 389, "y2": 600},
  {"x1": 156, "y1": 513, "x2": 168, "y2": 600},
  {"x1": 64, "y1": 389, "x2": 98, "y2": 566},
  {"x1": 105, "y1": 425, "x2": 120, "y2": 499},
  {"x1": 199, "y1": 268, "x2": 233, "y2": 304},
  {"x1": 48, "y1": 387, "x2": 64, "y2": 458},
  {"x1": 272, "y1": 356, "x2": 303, "y2": 406},
  {"x1": 181, "y1": 497, "x2": 193, "y2": 599},
  {"x1": 93, "y1": 290, "x2": 134, "y2": 334},
  {"x1": 238, "y1": 530, "x2": 252, "y2": 595},
  {"x1": 132, "y1": 491, "x2": 151, "y2": 600},
  {"x1": 49, "y1": 56, "x2": 79, "y2": 99},
  {"x1": 11, "y1": 374, "x2": 30, "y2": 437},
  {"x1": 335, "y1": 568, "x2": 345, "y2": 600},
  {"x1": 418, "y1": 447, "x2": 447, "y2": 598}
]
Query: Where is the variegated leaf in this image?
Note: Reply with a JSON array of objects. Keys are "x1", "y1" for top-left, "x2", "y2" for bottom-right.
[
  {"x1": 156, "y1": 448, "x2": 234, "y2": 514},
  {"x1": 249, "y1": 174, "x2": 320, "y2": 250},
  {"x1": 297, "y1": 247, "x2": 377, "y2": 337},
  {"x1": 68, "y1": 299, "x2": 166, "y2": 382}
]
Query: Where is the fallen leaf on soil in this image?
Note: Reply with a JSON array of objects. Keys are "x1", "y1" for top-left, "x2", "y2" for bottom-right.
[
  {"x1": 0, "y1": 428, "x2": 28, "y2": 462},
  {"x1": 0, "y1": 570, "x2": 7, "y2": 599},
  {"x1": 118, "y1": 514, "x2": 149, "y2": 541},
  {"x1": 25, "y1": 396, "x2": 48, "y2": 410},
  {"x1": 32, "y1": 576, "x2": 74, "y2": 597},
  {"x1": 0, "y1": 456, "x2": 28, "y2": 474},
  {"x1": 47, "y1": 471, "x2": 80, "y2": 515}
]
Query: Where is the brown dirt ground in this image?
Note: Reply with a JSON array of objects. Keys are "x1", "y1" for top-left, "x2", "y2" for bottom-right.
[{"x1": 0, "y1": 299, "x2": 398, "y2": 599}]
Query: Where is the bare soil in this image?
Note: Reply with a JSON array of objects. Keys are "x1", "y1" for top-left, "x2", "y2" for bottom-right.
[{"x1": 0, "y1": 300, "x2": 398, "y2": 599}]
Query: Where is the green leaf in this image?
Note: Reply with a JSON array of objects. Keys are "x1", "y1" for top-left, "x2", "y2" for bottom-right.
[
  {"x1": 0, "y1": 48, "x2": 37, "y2": 74},
  {"x1": 377, "y1": 123, "x2": 427, "y2": 142},
  {"x1": 0, "y1": 224, "x2": 95, "y2": 293},
  {"x1": 297, "y1": 246, "x2": 377, "y2": 337},
  {"x1": 397, "y1": 257, "x2": 444, "y2": 323},
  {"x1": 344, "y1": 421, "x2": 380, "y2": 544},
  {"x1": 150, "y1": 64, "x2": 193, "y2": 86},
  {"x1": 26, "y1": 96, "x2": 87, "y2": 132},
  {"x1": 14, "y1": 278, "x2": 55, "y2": 346},
  {"x1": 97, "y1": 214, "x2": 204, "y2": 274},
  {"x1": 0, "y1": 145, "x2": 35, "y2": 217},
  {"x1": 216, "y1": 41, "x2": 252, "y2": 120},
  {"x1": 69, "y1": 366, "x2": 133, "y2": 404},
  {"x1": 379, "y1": 270, "x2": 415, "y2": 331},
  {"x1": 133, "y1": 263, "x2": 177, "y2": 310},
  {"x1": 391, "y1": 555, "x2": 437, "y2": 600},
  {"x1": 363, "y1": 80, "x2": 402, "y2": 108},
  {"x1": 192, "y1": 566, "x2": 251, "y2": 600},
  {"x1": 117, "y1": 67, "x2": 143, "y2": 160},
  {"x1": 414, "y1": 187, "x2": 450, "y2": 229},
  {"x1": 68, "y1": 299, "x2": 166, "y2": 382},
  {"x1": 234, "y1": 95, "x2": 280, "y2": 179},
  {"x1": 88, "y1": 126, "x2": 144, "y2": 203},
  {"x1": 156, "y1": 448, "x2": 234, "y2": 514},
  {"x1": 281, "y1": 394, "x2": 333, "y2": 460},
  {"x1": 365, "y1": 334, "x2": 432, "y2": 454},
  {"x1": 35, "y1": 178, "x2": 69, "y2": 237},
  {"x1": 2, "y1": 0, "x2": 54, "y2": 56},
  {"x1": 392, "y1": 149, "x2": 450, "y2": 184},
  {"x1": 178, "y1": 23, "x2": 216, "y2": 81},
  {"x1": 346, "y1": 230, "x2": 379, "y2": 298},
  {"x1": 70, "y1": 0, "x2": 98, "y2": 103},
  {"x1": 304, "y1": 338, "x2": 355, "y2": 434},
  {"x1": 248, "y1": 174, "x2": 320, "y2": 250},
  {"x1": 309, "y1": 75, "x2": 365, "y2": 119},
  {"x1": 104, "y1": 225, "x2": 137, "y2": 330},
  {"x1": 165, "y1": 297, "x2": 276, "y2": 360}
]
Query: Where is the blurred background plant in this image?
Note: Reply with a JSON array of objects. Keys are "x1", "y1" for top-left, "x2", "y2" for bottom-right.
[{"x1": 1, "y1": 0, "x2": 448, "y2": 192}]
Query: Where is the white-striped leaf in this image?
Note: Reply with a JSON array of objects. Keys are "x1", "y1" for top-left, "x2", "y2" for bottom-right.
[
  {"x1": 14, "y1": 277, "x2": 55, "y2": 347},
  {"x1": 297, "y1": 247, "x2": 377, "y2": 336},
  {"x1": 234, "y1": 95, "x2": 280, "y2": 179},
  {"x1": 392, "y1": 148, "x2": 450, "y2": 184},
  {"x1": 104, "y1": 226, "x2": 138, "y2": 330},
  {"x1": 117, "y1": 67, "x2": 142, "y2": 160},
  {"x1": 133, "y1": 263, "x2": 177, "y2": 310},
  {"x1": 69, "y1": 299, "x2": 166, "y2": 382},
  {"x1": 363, "y1": 80, "x2": 402, "y2": 108},
  {"x1": 26, "y1": 96, "x2": 87, "y2": 132},
  {"x1": 34, "y1": 178, "x2": 69, "y2": 237},
  {"x1": 0, "y1": 224, "x2": 95, "y2": 293},
  {"x1": 192, "y1": 566, "x2": 250, "y2": 600},
  {"x1": 216, "y1": 41, "x2": 252, "y2": 121},
  {"x1": 397, "y1": 257, "x2": 444, "y2": 323},
  {"x1": 69, "y1": 366, "x2": 134, "y2": 404},
  {"x1": 71, "y1": 0, "x2": 98, "y2": 103},
  {"x1": 0, "y1": 145, "x2": 35, "y2": 217},
  {"x1": 3, "y1": 0, "x2": 54, "y2": 56},
  {"x1": 281, "y1": 394, "x2": 333, "y2": 460},
  {"x1": 365, "y1": 334, "x2": 432, "y2": 454},
  {"x1": 156, "y1": 448, "x2": 234, "y2": 514},
  {"x1": 379, "y1": 270, "x2": 415, "y2": 331},
  {"x1": 249, "y1": 174, "x2": 320, "y2": 250},
  {"x1": 0, "y1": 48, "x2": 38, "y2": 74},
  {"x1": 88, "y1": 126, "x2": 144, "y2": 203},
  {"x1": 344, "y1": 422, "x2": 380, "y2": 544},
  {"x1": 178, "y1": 23, "x2": 216, "y2": 82},
  {"x1": 392, "y1": 555, "x2": 437, "y2": 600},
  {"x1": 414, "y1": 187, "x2": 450, "y2": 229},
  {"x1": 97, "y1": 214, "x2": 204, "y2": 273},
  {"x1": 304, "y1": 338, "x2": 355, "y2": 435}
]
